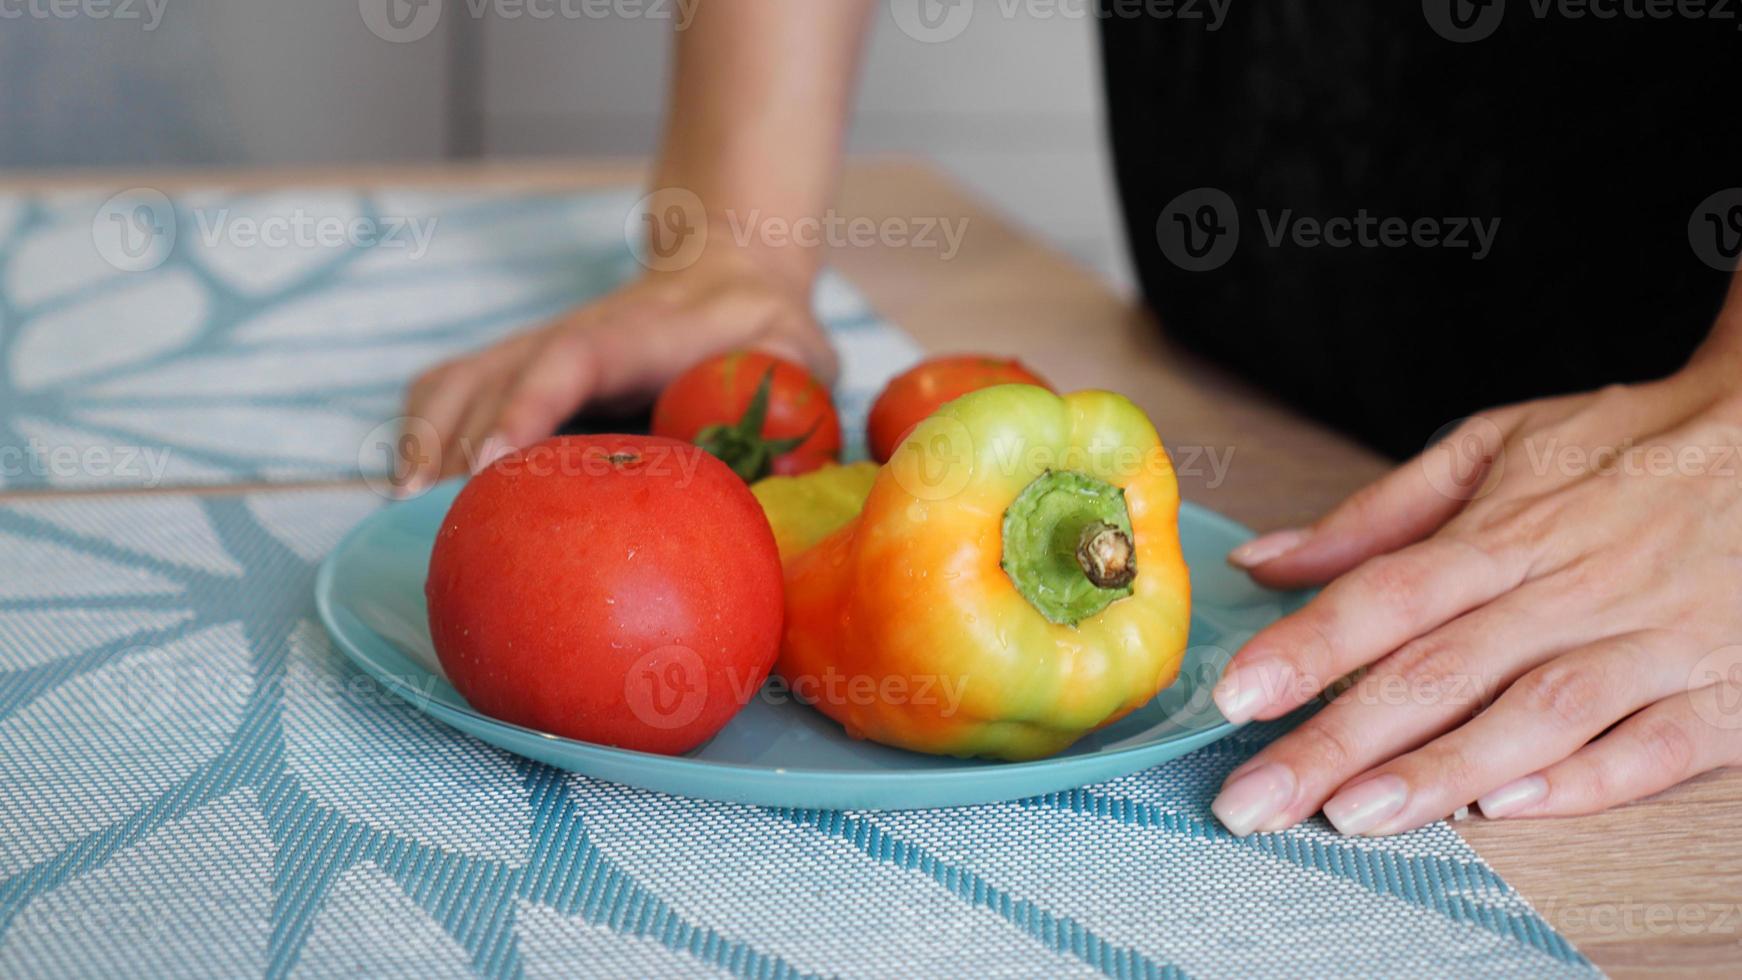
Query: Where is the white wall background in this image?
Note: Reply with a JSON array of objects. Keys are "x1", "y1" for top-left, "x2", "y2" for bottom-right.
[{"x1": 1, "y1": 1, "x2": 1131, "y2": 289}]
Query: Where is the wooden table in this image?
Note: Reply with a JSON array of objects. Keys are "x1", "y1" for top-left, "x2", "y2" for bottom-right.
[{"x1": 6, "y1": 158, "x2": 1737, "y2": 976}]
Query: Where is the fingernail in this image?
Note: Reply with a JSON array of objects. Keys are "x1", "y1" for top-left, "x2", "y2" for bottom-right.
[
  {"x1": 1228, "y1": 528, "x2": 1310, "y2": 569},
  {"x1": 395, "y1": 473, "x2": 430, "y2": 500},
  {"x1": 1211, "y1": 762, "x2": 1298, "y2": 837},
  {"x1": 1212, "y1": 658, "x2": 1291, "y2": 724},
  {"x1": 472, "y1": 434, "x2": 512, "y2": 474},
  {"x1": 1477, "y1": 774, "x2": 1546, "y2": 819},
  {"x1": 1324, "y1": 774, "x2": 1409, "y2": 835}
]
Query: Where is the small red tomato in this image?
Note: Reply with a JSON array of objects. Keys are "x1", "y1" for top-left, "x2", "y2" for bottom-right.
[
  {"x1": 425, "y1": 435, "x2": 784, "y2": 755},
  {"x1": 866, "y1": 355, "x2": 1053, "y2": 462},
  {"x1": 652, "y1": 351, "x2": 841, "y2": 481}
]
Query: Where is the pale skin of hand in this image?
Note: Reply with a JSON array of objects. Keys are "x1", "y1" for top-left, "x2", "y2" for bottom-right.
[
  {"x1": 1213, "y1": 279, "x2": 1742, "y2": 836},
  {"x1": 397, "y1": 0, "x2": 876, "y2": 492}
]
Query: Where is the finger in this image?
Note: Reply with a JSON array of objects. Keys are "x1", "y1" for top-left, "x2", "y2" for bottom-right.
[
  {"x1": 480, "y1": 300, "x2": 703, "y2": 457},
  {"x1": 1213, "y1": 534, "x2": 1522, "y2": 724},
  {"x1": 753, "y1": 315, "x2": 838, "y2": 385},
  {"x1": 1232, "y1": 413, "x2": 1511, "y2": 590},
  {"x1": 1211, "y1": 580, "x2": 1596, "y2": 835},
  {"x1": 401, "y1": 360, "x2": 487, "y2": 493},
  {"x1": 448, "y1": 373, "x2": 515, "y2": 478},
  {"x1": 490, "y1": 329, "x2": 600, "y2": 452},
  {"x1": 1317, "y1": 631, "x2": 1696, "y2": 835},
  {"x1": 1479, "y1": 680, "x2": 1742, "y2": 820}
]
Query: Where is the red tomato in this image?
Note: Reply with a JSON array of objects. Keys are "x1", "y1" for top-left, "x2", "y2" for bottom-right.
[
  {"x1": 652, "y1": 351, "x2": 841, "y2": 481},
  {"x1": 425, "y1": 435, "x2": 784, "y2": 755},
  {"x1": 867, "y1": 355, "x2": 1053, "y2": 462}
]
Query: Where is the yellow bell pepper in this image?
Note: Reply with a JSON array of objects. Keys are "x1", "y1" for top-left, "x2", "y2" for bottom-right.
[
  {"x1": 751, "y1": 461, "x2": 878, "y2": 560},
  {"x1": 774, "y1": 384, "x2": 1192, "y2": 761}
]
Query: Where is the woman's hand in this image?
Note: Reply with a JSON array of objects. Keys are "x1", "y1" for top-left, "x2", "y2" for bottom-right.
[
  {"x1": 395, "y1": 248, "x2": 836, "y2": 494},
  {"x1": 393, "y1": 0, "x2": 877, "y2": 494},
  {"x1": 1210, "y1": 351, "x2": 1742, "y2": 836}
]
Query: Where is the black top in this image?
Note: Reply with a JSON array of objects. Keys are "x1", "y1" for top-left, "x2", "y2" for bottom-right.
[{"x1": 1099, "y1": 2, "x2": 1740, "y2": 458}]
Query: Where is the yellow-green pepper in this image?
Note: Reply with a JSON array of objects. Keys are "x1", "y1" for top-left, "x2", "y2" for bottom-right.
[
  {"x1": 751, "y1": 461, "x2": 877, "y2": 560},
  {"x1": 776, "y1": 384, "x2": 1192, "y2": 761}
]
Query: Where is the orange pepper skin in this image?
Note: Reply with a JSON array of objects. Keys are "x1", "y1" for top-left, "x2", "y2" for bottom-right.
[{"x1": 778, "y1": 384, "x2": 1192, "y2": 761}]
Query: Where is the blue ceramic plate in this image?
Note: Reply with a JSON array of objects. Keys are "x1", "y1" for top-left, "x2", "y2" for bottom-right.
[{"x1": 315, "y1": 480, "x2": 1307, "y2": 810}]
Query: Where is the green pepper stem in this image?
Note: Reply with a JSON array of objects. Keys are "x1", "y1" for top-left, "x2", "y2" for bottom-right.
[
  {"x1": 1001, "y1": 469, "x2": 1138, "y2": 626},
  {"x1": 1076, "y1": 521, "x2": 1136, "y2": 589}
]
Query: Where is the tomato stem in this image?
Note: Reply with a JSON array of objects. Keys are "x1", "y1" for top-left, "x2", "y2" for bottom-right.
[{"x1": 692, "y1": 365, "x2": 815, "y2": 482}]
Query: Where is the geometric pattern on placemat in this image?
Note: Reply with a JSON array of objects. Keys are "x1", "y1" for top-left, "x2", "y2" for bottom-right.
[
  {"x1": 0, "y1": 188, "x2": 919, "y2": 491},
  {"x1": 0, "y1": 489, "x2": 1599, "y2": 979}
]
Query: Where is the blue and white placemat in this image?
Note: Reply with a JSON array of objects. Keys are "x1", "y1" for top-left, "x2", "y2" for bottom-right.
[
  {"x1": 0, "y1": 188, "x2": 920, "y2": 490},
  {"x1": 0, "y1": 489, "x2": 1597, "y2": 978}
]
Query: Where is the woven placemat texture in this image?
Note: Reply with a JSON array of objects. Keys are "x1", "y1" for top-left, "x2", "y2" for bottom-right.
[{"x1": 0, "y1": 489, "x2": 1597, "y2": 979}]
